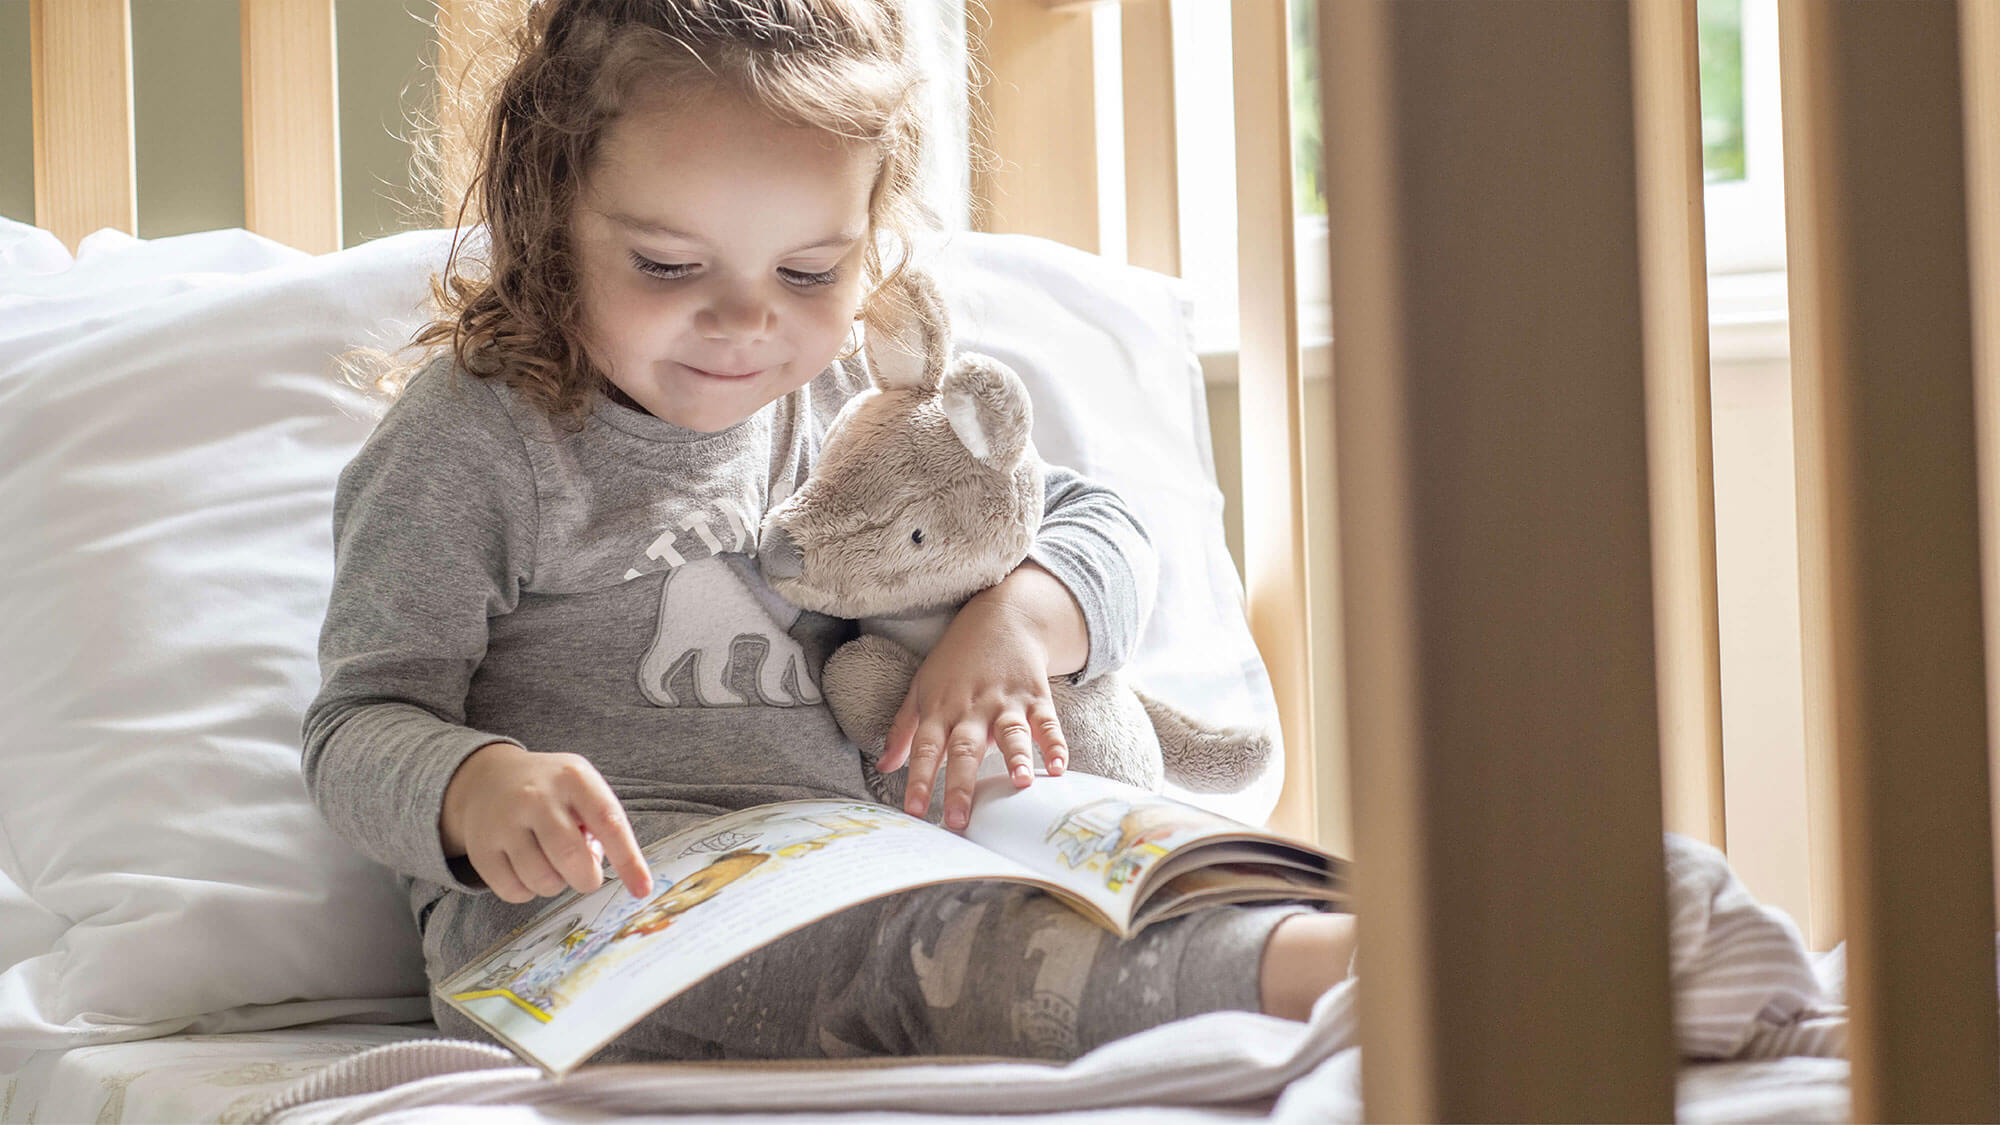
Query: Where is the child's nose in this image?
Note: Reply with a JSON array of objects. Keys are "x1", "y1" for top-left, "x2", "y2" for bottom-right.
[{"x1": 697, "y1": 292, "x2": 774, "y2": 344}]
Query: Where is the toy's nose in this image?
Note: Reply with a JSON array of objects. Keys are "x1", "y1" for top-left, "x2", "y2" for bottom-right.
[{"x1": 759, "y1": 525, "x2": 803, "y2": 580}]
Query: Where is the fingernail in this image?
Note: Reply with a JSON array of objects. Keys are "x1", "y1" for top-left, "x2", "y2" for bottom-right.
[
  {"x1": 1012, "y1": 763, "x2": 1031, "y2": 783},
  {"x1": 947, "y1": 807, "x2": 966, "y2": 830}
]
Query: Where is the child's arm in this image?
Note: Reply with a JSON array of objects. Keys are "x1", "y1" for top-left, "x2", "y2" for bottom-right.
[
  {"x1": 301, "y1": 364, "x2": 650, "y2": 901},
  {"x1": 879, "y1": 464, "x2": 1157, "y2": 830},
  {"x1": 1019, "y1": 464, "x2": 1160, "y2": 683}
]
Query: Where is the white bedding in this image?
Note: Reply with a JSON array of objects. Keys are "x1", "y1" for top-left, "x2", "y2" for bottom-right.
[
  {"x1": 0, "y1": 1000, "x2": 1851, "y2": 1125},
  {"x1": 0, "y1": 1023, "x2": 438, "y2": 1124}
]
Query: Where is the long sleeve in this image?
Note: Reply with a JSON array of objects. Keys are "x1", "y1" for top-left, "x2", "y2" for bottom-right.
[
  {"x1": 1027, "y1": 463, "x2": 1159, "y2": 684},
  {"x1": 300, "y1": 362, "x2": 539, "y2": 894}
]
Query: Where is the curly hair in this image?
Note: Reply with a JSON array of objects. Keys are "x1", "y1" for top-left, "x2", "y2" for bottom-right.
[{"x1": 346, "y1": 0, "x2": 936, "y2": 430}]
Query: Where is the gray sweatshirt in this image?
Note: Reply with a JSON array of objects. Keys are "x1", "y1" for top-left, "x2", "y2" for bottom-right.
[{"x1": 300, "y1": 353, "x2": 1156, "y2": 915}]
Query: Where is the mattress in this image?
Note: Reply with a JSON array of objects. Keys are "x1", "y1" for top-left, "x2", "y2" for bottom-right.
[{"x1": 0, "y1": 1023, "x2": 440, "y2": 1124}]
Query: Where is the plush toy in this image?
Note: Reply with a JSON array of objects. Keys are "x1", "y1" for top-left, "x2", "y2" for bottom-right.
[{"x1": 757, "y1": 267, "x2": 1274, "y2": 822}]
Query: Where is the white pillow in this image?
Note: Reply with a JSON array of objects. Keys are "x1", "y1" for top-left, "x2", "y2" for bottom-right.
[
  {"x1": 0, "y1": 218, "x2": 1280, "y2": 1063},
  {"x1": 0, "y1": 873, "x2": 66, "y2": 976},
  {"x1": 913, "y1": 232, "x2": 1284, "y2": 823},
  {"x1": 0, "y1": 220, "x2": 440, "y2": 1066}
]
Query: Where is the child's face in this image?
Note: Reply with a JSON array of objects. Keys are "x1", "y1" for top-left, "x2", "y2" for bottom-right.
[{"x1": 570, "y1": 87, "x2": 877, "y2": 433}]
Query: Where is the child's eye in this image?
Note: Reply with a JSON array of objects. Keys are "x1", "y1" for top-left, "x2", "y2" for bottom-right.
[
  {"x1": 627, "y1": 251, "x2": 838, "y2": 289},
  {"x1": 629, "y1": 251, "x2": 693, "y2": 280},
  {"x1": 780, "y1": 266, "x2": 841, "y2": 289}
]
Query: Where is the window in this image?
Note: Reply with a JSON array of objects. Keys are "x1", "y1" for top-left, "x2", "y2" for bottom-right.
[
  {"x1": 1166, "y1": 0, "x2": 1333, "y2": 360},
  {"x1": 1160, "y1": 0, "x2": 1787, "y2": 363},
  {"x1": 1700, "y1": 0, "x2": 1787, "y2": 277},
  {"x1": 1700, "y1": 0, "x2": 1747, "y2": 183}
]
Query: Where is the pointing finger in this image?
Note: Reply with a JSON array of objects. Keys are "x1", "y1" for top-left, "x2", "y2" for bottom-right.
[{"x1": 574, "y1": 785, "x2": 652, "y2": 898}]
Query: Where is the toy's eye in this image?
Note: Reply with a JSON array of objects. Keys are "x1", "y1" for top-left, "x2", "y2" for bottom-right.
[{"x1": 911, "y1": 529, "x2": 925, "y2": 545}]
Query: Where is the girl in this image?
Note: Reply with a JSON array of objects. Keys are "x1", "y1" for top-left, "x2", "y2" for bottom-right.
[{"x1": 303, "y1": 0, "x2": 1352, "y2": 1064}]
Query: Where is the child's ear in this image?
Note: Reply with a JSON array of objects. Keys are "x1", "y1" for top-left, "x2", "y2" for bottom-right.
[
  {"x1": 939, "y1": 356, "x2": 1033, "y2": 465},
  {"x1": 862, "y1": 268, "x2": 952, "y2": 394}
]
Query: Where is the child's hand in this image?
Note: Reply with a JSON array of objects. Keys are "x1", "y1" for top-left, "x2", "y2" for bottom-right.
[
  {"x1": 439, "y1": 742, "x2": 655, "y2": 903},
  {"x1": 879, "y1": 596, "x2": 1069, "y2": 833}
]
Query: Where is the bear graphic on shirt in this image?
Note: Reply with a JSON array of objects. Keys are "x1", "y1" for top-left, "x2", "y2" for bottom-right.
[{"x1": 637, "y1": 553, "x2": 825, "y2": 708}]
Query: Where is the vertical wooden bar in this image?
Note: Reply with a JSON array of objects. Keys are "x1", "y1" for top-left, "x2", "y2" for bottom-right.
[
  {"x1": 1777, "y1": 1, "x2": 2000, "y2": 1120},
  {"x1": 29, "y1": 0, "x2": 135, "y2": 252},
  {"x1": 1967, "y1": 0, "x2": 2000, "y2": 932},
  {"x1": 241, "y1": 0, "x2": 342, "y2": 254},
  {"x1": 432, "y1": 0, "x2": 530, "y2": 229},
  {"x1": 969, "y1": 0, "x2": 1099, "y2": 253},
  {"x1": 1121, "y1": 0, "x2": 1179, "y2": 277},
  {"x1": 1231, "y1": 0, "x2": 1317, "y2": 845},
  {"x1": 1631, "y1": 0, "x2": 1726, "y2": 847},
  {"x1": 1321, "y1": 1, "x2": 1676, "y2": 1118}
]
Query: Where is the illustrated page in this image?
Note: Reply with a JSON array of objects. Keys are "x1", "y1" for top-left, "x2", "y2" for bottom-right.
[
  {"x1": 438, "y1": 799, "x2": 1040, "y2": 1075},
  {"x1": 959, "y1": 772, "x2": 1257, "y2": 929}
]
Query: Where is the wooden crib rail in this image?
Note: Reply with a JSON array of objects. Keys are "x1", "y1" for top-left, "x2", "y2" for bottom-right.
[
  {"x1": 28, "y1": 0, "x2": 135, "y2": 250},
  {"x1": 241, "y1": 0, "x2": 342, "y2": 257},
  {"x1": 1779, "y1": 0, "x2": 2000, "y2": 1118},
  {"x1": 1321, "y1": 1, "x2": 1677, "y2": 1116}
]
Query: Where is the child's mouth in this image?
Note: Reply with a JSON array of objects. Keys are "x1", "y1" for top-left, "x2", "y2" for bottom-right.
[{"x1": 683, "y1": 362, "x2": 765, "y2": 380}]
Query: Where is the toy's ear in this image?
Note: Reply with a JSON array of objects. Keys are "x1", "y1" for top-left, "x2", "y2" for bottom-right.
[
  {"x1": 939, "y1": 355, "x2": 1033, "y2": 465},
  {"x1": 862, "y1": 268, "x2": 951, "y2": 394}
]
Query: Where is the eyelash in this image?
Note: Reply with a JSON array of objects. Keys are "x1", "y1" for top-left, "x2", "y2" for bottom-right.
[{"x1": 627, "y1": 251, "x2": 840, "y2": 288}]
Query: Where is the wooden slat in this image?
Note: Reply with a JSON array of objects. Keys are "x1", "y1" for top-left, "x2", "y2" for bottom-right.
[
  {"x1": 29, "y1": 0, "x2": 135, "y2": 253},
  {"x1": 1968, "y1": 0, "x2": 2000, "y2": 934},
  {"x1": 1120, "y1": 0, "x2": 1179, "y2": 277},
  {"x1": 968, "y1": 0, "x2": 1098, "y2": 253},
  {"x1": 241, "y1": 0, "x2": 341, "y2": 254},
  {"x1": 1631, "y1": 0, "x2": 1726, "y2": 847},
  {"x1": 432, "y1": 0, "x2": 532, "y2": 229},
  {"x1": 1230, "y1": 2, "x2": 1316, "y2": 845},
  {"x1": 1777, "y1": 1, "x2": 2000, "y2": 1119},
  {"x1": 1320, "y1": 1, "x2": 1675, "y2": 1118},
  {"x1": 1778, "y1": 0, "x2": 1845, "y2": 959}
]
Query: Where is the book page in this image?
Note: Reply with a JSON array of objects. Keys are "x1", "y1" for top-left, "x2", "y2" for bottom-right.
[
  {"x1": 1135, "y1": 863, "x2": 1346, "y2": 927},
  {"x1": 958, "y1": 771, "x2": 1258, "y2": 931},
  {"x1": 436, "y1": 799, "x2": 1042, "y2": 1076}
]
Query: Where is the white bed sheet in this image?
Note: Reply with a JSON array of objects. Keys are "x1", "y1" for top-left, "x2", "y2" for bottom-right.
[
  {"x1": 0, "y1": 1019, "x2": 1854, "y2": 1125},
  {"x1": 0, "y1": 1023, "x2": 439, "y2": 1124}
]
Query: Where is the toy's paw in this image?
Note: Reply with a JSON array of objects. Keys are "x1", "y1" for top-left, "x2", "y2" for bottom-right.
[{"x1": 824, "y1": 634, "x2": 921, "y2": 760}]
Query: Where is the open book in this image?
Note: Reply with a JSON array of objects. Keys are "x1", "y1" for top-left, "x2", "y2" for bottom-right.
[{"x1": 438, "y1": 766, "x2": 1348, "y2": 1076}]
